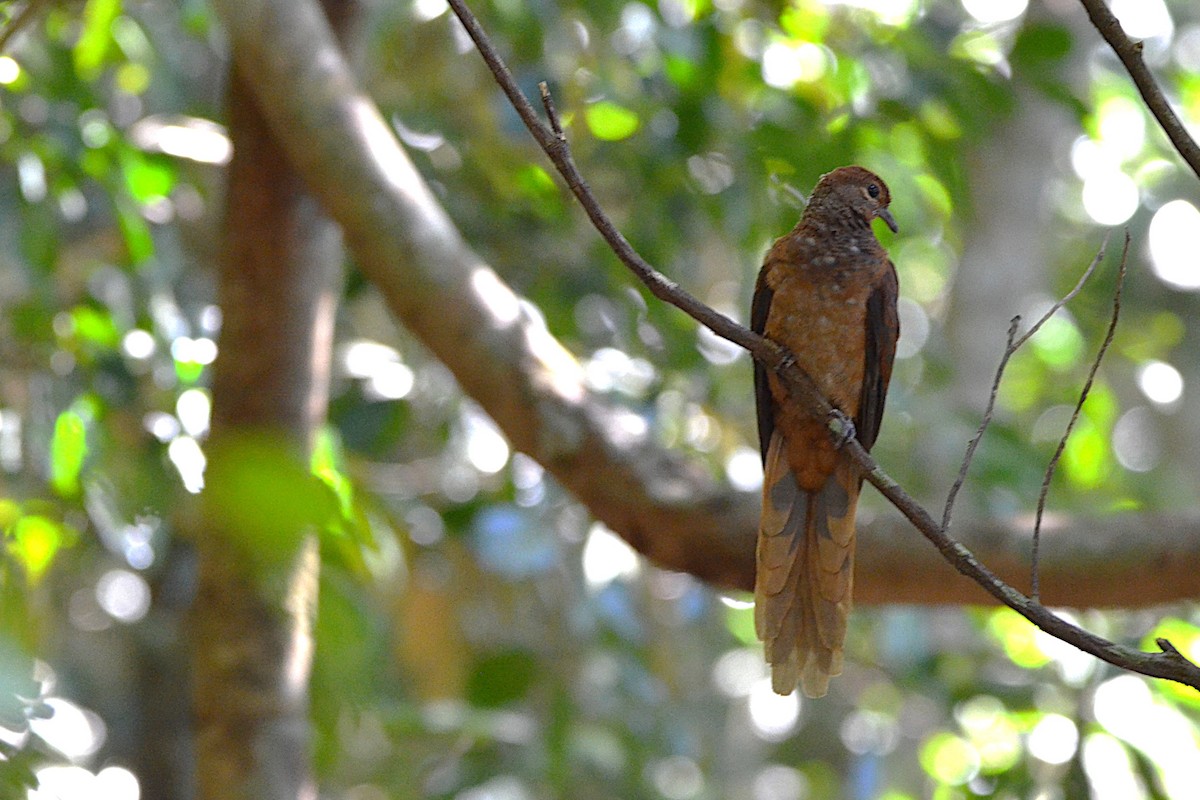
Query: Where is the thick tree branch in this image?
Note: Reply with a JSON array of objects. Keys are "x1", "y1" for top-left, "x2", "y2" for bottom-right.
[
  {"x1": 445, "y1": 0, "x2": 1200, "y2": 689},
  {"x1": 1079, "y1": 0, "x2": 1200, "y2": 181}
]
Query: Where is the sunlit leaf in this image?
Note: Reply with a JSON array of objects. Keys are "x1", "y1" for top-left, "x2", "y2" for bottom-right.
[
  {"x1": 1062, "y1": 416, "x2": 1110, "y2": 489},
  {"x1": 49, "y1": 410, "x2": 88, "y2": 497},
  {"x1": 115, "y1": 62, "x2": 150, "y2": 95},
  {"x1": 73, "y1": 0, "x2": 121, "y2": 80},
  {"x1": 585, "y1": 101, "x2": 639, "y2": 142},
  {"x1": 0, "y1": 500, "x2": 20, "y2": 530},
  {"x1": 724, "y1": 602, "x2": 757, "y2": 646},
  {"x1": 71, "y1": 305, "x2": 120, "y2": 348},
  {"x1": 119, "y1": 148, "x2": 175, "y2": 203},
  {"x1": 778, "y1": 1, "x2": 829, "y2": 41},
  {"x1": 1030, "y1": 315, "x2": 1084, "y2": 369},
  {"x1": 115, "y1": 198, "x2": 154, "y2": 264},
  {"x1": 514, "y1": 163, "x2": 556, "y2": 201},
  {"x1": 663, "y1": 55, "x2": 698, "y2": 89},
  {"x1": 311, "y1": 428, "x2": 376, "y2": 572},
  {"x1": 986, "y1": 608, "x2": 1052, "y2": 669},
  {"x1": 1144, "y1": 619, "x2": 1200, "y2": 709},
  {"x1": 9, "y1": 516, "x2": 63, "y2": 583},
  {"x1": 919, "y1": 731, "x2": 979, "y2": 786}
]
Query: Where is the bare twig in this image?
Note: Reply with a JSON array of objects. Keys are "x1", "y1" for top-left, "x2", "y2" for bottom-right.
[
  {"x1": 1079, "y1": 0, "x2": 1200, "y2": 182},
  {"x1": 539, "y1": 82, "x2": 564, "y2": 139},
  {"x1": 943, "y1": 241, "x2": 1107, "y2": 531},
  {"x1": 444, "y1": 0, "x2": 835, "y2": 421},
  {"x1": 446, "y1": 0, "x2": 1200, "y2": 691},
  {"x1": 0, "y1": 0, "x2": 53, "y2": 54},
  {"x1": 943, "y1": 316, "x2": 1019, "y2": 531},
  {"x1": 1032, "y1": 232, "x2": 1128, "y2": 601}
]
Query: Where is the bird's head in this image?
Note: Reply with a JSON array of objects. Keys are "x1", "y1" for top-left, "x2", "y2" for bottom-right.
[{"x1": 812, "y1": 166, "x2": 898, "y2": 234}]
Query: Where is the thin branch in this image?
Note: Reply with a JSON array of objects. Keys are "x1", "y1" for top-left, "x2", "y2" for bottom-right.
[
  {"x1": 1079, "y1": 0, "x2": 1200, "y2": 182},
  {"x1": 1012, "y1": 243, "x2": 1107, "y2": 351},
  {"x1": 446, "y1": 0, "x2": 1200, "y2": 691},
  {"x1": 942, "y1": 316, "x2": 1019, "y2": 532},
  {"x1": 539, "y1": 82, "x2": 564, "y2": 139},
  {"x1": 943, "y1": 241, "x2": 1107, "y2": 531},
  {"x1": 0, "y1": 0, "x2": 53, "y2": 54},
  {"x1": 445, "y1": 0, "x2": 834, "y2": 420},
  {"x1": 1032, "y1": 232, "x2": 1128, "y2": 601}
]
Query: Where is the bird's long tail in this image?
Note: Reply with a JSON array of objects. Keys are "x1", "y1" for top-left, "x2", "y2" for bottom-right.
[{"x1": 754, "y1": 431, "x2": 859, "y2": 697}]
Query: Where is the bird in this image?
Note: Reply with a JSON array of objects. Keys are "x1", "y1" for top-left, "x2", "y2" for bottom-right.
[{"x1": 752, "y1": 166, "x2": 900, "y2": 698}]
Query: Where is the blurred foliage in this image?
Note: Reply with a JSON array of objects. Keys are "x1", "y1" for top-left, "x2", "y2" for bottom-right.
[{"x1": 1, "y1": 0, "x2": 1200, "y2": 798}]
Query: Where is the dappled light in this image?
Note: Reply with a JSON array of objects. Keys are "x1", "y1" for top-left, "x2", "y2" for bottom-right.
[{"x1": 3, "y1": 0, "x2": 1200, "y2": 797}]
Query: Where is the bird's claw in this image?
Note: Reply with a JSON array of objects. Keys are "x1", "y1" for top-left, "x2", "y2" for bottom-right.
[{"x1": 829, "y1": 410, "x2": 857, "y2": 448}]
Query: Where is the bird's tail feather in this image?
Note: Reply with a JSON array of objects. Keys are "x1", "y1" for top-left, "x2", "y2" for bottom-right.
[{"x1": 755, "y1": 432, "x2": 859, "y2": 697}]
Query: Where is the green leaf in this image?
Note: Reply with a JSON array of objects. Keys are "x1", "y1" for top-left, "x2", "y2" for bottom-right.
[
  {"x1": 50, "y1": 409, "x2": 88, "y2": 497},
  {"x1": 724, "y1": 600, "x2": 757, "y2": 646},
  {"x1": 585, "y1": 101, "x2": 640, "y2": 142},
  {"x1": 914, "y1": 173, "x2": 953, "y2": 220},
  {"x1": 204, "y1": 435, "x2": 339, "y2": 567},
  {"x1": 115, "y1": 198, "x2": 154, "y2": 265},
  {"x1": 9, "y1": 516, "x2": 63, "y2": 582},
  {"x1": 466, "y1": 648, "x2": 538, "y2": 708},
  {"x1": 74, "y1": 0, "x2": 122, "y2": 80},
  {"x1": 1011, "y1": 23, "x2": 1072, "y2": 68},
  {"x1": 919, "y1": 731, "x2": 979, "y2": 786},
  {"x1": 1030, "y1": 315, "x2": 1084, "y2": 369},
  {"x1": 71, "y1": 305, "x2": 120, "y2": 348},
  {"x1": 1063, "y1": 416, "x2": 1110, "y2": 489},
  {"x1": 514, "y1": 163, "x2": 556, "y2": 201},
  {"x1": 987, "y1": 608, "x2": 1052, "y2": 669},
  {"x1": 119, "y1": 148, "x2": 175, "y2": 203}
]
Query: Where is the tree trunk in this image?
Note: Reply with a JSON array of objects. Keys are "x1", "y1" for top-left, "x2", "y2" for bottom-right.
[{"x1": 188, "y1": 3, "x2": 357, "y2": 797}]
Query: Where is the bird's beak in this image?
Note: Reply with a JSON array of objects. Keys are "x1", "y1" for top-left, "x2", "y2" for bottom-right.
[{"x1": 877, "y1": 208, "x2": 899, "y2": 234}]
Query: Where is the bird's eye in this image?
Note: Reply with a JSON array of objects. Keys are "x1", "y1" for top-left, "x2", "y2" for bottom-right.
[{"x1": 867, "y1": 183, "x2": 881, "y2": 199}]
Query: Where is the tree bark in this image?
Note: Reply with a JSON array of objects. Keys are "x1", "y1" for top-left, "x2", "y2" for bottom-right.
[
  {"x1": 188, "y1": 4, "x2": 354, "y2": 797},
  {"x1": 208, "y1": 0, "x2": 1200, "y2": 610}
]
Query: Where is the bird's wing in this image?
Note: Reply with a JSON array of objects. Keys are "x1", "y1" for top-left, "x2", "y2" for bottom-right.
[
  {"x1": 751, "y1": 271, "x2": 776, "y2": 464},
  {"x1": 855, "y1": 261, "x2": 899, "y2": 450}
]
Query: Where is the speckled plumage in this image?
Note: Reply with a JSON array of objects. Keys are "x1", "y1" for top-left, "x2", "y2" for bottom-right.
[{"x1": 752, "y1": 166, "x2": 900, "y2": 697}]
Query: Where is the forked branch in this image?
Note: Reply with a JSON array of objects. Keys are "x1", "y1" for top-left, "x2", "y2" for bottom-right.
[
  {"x1": 1031, "y1": 236, "x2": 1127, "y2": 601},
  {"x1": 445, "y1": 0, "x2": 1200, "y2": 691}
]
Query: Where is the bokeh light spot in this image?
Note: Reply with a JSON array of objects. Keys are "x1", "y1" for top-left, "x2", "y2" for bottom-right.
[
  {"x1": 747, "y1": 679, "x2": 800, "y2": 741},
  {"x1": 1081, "y1": 170, "x2": 1138, "y2": 225},
  {"x1": 1137, "y1": 360, "x2": 1183, "y2": 405},
  {"x1": 0, "y1": 56, "x2": 20, "y2": 85},
  {"x1": 29, "y1": 698, "x2": 106, "y2": 759},
  {"x1": 725, "y1": 446, "x2": 763, "y2": 492},
  {"x1": 96, "y1": 569, "x2": 151, "y2": 623},
  {"x1": 1149, "y1": 200, "x2": 1200, "y2": 289},
  {"x1": 582, "y1": 522, "x2": 641, "y2": 587},
  {"x1": 1028, "y1": 713, "x2": 1078, "y2": 765}
]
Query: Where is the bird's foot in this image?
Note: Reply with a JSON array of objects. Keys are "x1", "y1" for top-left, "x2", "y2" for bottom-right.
[
  {"x1": 829, "y1": 409, "x2": 857, "y2": 448},
  {"x1": 777, "y1": 349, "x2": 797, "y2": 373}
]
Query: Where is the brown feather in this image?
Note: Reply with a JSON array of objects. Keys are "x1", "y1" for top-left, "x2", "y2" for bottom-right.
[{"x1": 752, "y1": 166, "x2": 899, "y2": 698}]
